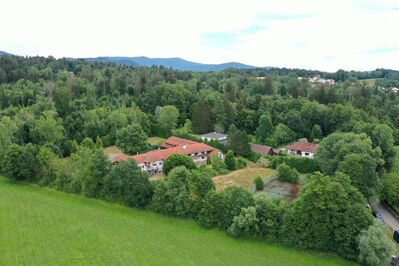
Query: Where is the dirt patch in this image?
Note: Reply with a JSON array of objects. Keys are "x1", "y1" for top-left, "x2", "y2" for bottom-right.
[
  {"x1": 257, "y1": 179, "x2": 300, "y2": 202},
  {"x1": 212, "y1": 163, "x2": 274, "y2": 191}
]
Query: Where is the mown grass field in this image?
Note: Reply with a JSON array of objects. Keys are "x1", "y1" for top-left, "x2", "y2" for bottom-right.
[{"x1": 0, "y1": 177, "x2": 357, "y2": 266}]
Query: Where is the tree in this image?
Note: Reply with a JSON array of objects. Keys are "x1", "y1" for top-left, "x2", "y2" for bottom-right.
[
  {"x1": 228, "y1": 207, "x2": 259, "y2": 237},
  {"x1": 103, "y1": 159, "x2": 153, "y2": 208},
  {"x1": 254, "y1": 176, "x2": 264, "y2": 190},
  {"x1": 224, "y1": 150, "x2": 236, "y2": 171},
  {"x1": 228, "y1": 129, "x2": 251, "y2": 158},
  {"x1": 116, "y1": 124, "x2": 149, "y2": 155},
  {"x1": 162, "y1": 154, "x2": 197, "y2": 175},
  {"x1": 210, "y1": 153, "x2": 227, "y2": 172},
  {"x1": 358, "y1": 223, "x2": 395, "y2": 266},
  {"x1": 82, "y1": 149, "x2": 111, "y2": 198},
  {"x1": 270, "y1": 123, "x2": 296, "y2": 146},
  {"x1": 381, "y1": 174, "x2": 399, "y2": 207},
  {"x1": 309, "y1": 124, "x2": 322, "y2": 141},
  {"x1": 256, "y1": 114, "x2": 273, "y2": 144},
  {"x1": 315, "y1": 132, "x2": 383, "y2": 176},
  {"x1": 282, "y1": 173, "x2": 373, "y2": 260},
  {"x1": 199, "y1": 186, "x2": 254, "y2": 230},
  {"x1": 156, "y1": 105, "x2": 179, "y2": 137},
  {"x1": 276, "y1": 163, "x2": 299, "y2": 183},
  {"x1": 192, "y1": 100, "x2": 213, "y2": 134},
  {"x1": 338, "y1": 153, "x2": 378, "y2": 198},
  {"x1": 371, "y1": 124, "x2": 395, "y2": 171},
  {"x1": 30, "y1": 111, "x2": 65, "y2": 149}
]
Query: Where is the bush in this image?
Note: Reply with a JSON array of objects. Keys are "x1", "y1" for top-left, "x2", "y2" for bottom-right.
[
  {"x1": 256, "y1": 157, "x2": 269, "y2": 168},
  {"x1": 224, "y1": 150, "x2": 236, "y2": 170},
  {"x1": 163, "y1": 154, "x2": 197, "y2": 175},
  {"x1": 228, "y1": 207, "x2": 259, "y2": 237},
  {"x1": 268, "y1": 156, "x2": 319, "y2": 173},
  {"x1": 210, "y1": 153, "x2": 227, "y2": 173},
  {"x1": 254, "y1": 176, "x2": 264, "y2": 191},
  {"x1": 236, "y1": 157, "x2": 248, "y2": 169},
  {"x1": 2, "y1": 144, "x2": 39, "y2": 181},
  {"x1": 276, "y1": 163, "x2": 299, "y2": 183}
]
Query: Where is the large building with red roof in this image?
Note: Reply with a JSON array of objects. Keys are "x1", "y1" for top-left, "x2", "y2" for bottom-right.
[
  {"x1": 286, "y1": 139, "x2": 319, "y2": 158},
  {"x1": 112, "y1": 136, "x2": 223, "y2": 175}
]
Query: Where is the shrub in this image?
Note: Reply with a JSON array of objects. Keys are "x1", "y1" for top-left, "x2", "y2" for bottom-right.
[
  {"x1": 163, "y1": 154, "x2": 197, "y2": 175},
  {"x1": 236, "y1": 157, "x2": 248, "y2": 169},
  {"x1": 224, "y1": 150, "x2": 236, "y2": 170},
  {"x1": 256, "y1": 157, "x2": 269, "y2": 168},
  {"x1": 228, "y1": 207, "x2": 259, "y2": 237},
  {"x1": 210, "y1": 153, "x2": 227, "y2": 173},
  {"x1": 254, "y1": 176, "x2": 264, "y2": 191},
  {"x1": 276, "y1": 163, "x2": 299, "y2": 183}
]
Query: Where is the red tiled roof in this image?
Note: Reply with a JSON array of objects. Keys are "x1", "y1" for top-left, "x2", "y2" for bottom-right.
[
  {"x1": 287, "y1": 141, "x2": 319, "y2": 154},
  {"x1": 160, "y1": 136, "x2": 197, "y2": 148},
  {"x1": 112, "y1": 139, "x2": 220, "y2": 164},
  {"x1": 250, "y1": 143, "x2": 279, "y2": 155}
]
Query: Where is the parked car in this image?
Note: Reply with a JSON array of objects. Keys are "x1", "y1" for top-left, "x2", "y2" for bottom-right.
[
  {"x1": 394, "y1": 230, "x2": 399, "y2": 244},
  {"x1": 372, "y1": 210, "x2": 384, "y2": 223}
]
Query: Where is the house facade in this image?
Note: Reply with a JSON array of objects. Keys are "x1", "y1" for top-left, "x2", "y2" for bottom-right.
[
  {"x1": 112, "y1": 137, "x2": 223, "y2": 175},
  {"x1": 287, "y1": 139, "x2": 319, "y2": 158}
]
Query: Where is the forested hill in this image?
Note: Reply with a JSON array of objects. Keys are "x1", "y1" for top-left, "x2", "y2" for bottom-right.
[{"x1": 82, "y1": 56, "x2": 258, "y2": 71}]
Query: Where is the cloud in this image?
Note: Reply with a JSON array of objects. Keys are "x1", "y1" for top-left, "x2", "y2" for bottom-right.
[
  {"x1": 200, "y1": 32, "x2": 240, "y2": 48},
  {"x1": 255, "y1": 12, "x2": 316, "y2": 22},
  {"x1": 366, "y1": 47, "x2": 399, "y2": 54}
]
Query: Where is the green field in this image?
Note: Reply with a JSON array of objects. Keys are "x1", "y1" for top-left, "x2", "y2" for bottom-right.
[{"x1": 0, "y1": 177, "x2": 357, "y2": 266}]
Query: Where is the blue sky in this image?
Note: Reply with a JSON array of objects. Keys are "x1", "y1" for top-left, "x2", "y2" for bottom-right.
[{"x1": 0, "y1": 0, "x2": 398, "y2": 71}]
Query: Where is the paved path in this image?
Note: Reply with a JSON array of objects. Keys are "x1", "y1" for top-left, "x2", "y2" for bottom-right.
[{"x1": 371, "y1": 202, "x2": 399, "y2": 231}]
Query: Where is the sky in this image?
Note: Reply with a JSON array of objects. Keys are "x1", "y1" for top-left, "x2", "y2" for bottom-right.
[{"x1": 1, "y1": 0, "x2": 398, "y2": 71}]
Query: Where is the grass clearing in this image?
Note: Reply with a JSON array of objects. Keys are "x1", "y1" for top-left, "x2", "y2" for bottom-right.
[
  {"x1": 213, "y1": 162, "x2": 275, "y2": 191},
  {"x1": 0, "y1": 177, "x2": 356, "y2": 266},
  {"x1": 147, "y1": 136, "x2": 166, "y2": 146}
]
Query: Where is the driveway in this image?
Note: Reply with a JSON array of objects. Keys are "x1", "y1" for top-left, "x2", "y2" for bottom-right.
[{"x1": 371, "y1": 202, "x2": 399, "y2": 231}]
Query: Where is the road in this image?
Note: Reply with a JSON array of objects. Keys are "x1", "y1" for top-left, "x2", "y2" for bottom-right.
[{"x1": 371, "y1": 202, "x2": 399, "y2": 231}]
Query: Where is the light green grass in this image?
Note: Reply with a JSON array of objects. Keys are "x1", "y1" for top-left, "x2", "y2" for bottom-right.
[
  {"x1": 147, "y1": 136, "x2": 165, "y2": 146},
  {"x1": 0, "y1": 177, "x2": 357, "y2": 266},
  {"x1": 393, "y1": 146, "x2": 399, "y2": 174}
]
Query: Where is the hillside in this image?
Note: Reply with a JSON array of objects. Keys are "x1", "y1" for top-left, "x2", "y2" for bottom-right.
[
  {"x1": 83, "y1": 56, "x2": 259, "y2": 71},
  {"x1": 0, "y1": 177, "x2": 356, "y2": 266}
]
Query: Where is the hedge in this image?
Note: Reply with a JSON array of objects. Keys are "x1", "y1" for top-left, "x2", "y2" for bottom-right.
[{"x1": 268, "y1": 155, "x2": 319, "y2": 173}]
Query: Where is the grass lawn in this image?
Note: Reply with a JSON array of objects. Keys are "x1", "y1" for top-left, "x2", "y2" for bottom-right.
[
  {"x1": 0, "y1": 177, "x2": 357, "y2": 266},
  {"x1": 213, "y1": 162, "x2": 275, "y2": 191},
  {"x1": 147, "y1": 136, "x2": 166, "y2": 146}
]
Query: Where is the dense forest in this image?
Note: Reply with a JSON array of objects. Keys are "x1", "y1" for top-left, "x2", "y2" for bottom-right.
[{"x1": 1, "y1": 54, "x2": 398, "y2": 265}]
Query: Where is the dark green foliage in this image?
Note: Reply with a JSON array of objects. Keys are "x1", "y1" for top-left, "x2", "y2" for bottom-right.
[
  {"x1": 254, "y1": 176, "x2": 264, "y2": 191},
  {"x1": 268, "y1": 156, "x2": 319, "y2": 173},
  {"x1": 198, "y1": 186, "x2": 254, "y2": 230},
  {"x1": 224, "y1": 150, "x2": 236, "y2": 170},
  {"x1": 151, "y1": 166, "x2": 214, "y2": 218},
  {"x1": 309, "y1": 124, "x2": 322, "y2": 141},
  {"x1": 256, "y1": 114, "x2": 273, "y2": 144},
  {"x1": 381, "y1": 174, "x2": 399, "y2": 207},
  {"x1": 163, "y1": 154, "x2": 197, "y2": 175},
  {"x1": 116, "y1": 124, "x2": 149, "y2": 155},
  {"x1": 227, "y1": 128, "x2": 251, "y2": 158},
  {"x1": 82, "y1": 149, "x2": 111, "y2": 198},
  {"x1": 192, "y1": 100, "x2": 213, "y2": 134},
  {"x1": 282, "y1": 173, "x2": 373, "y2": 260},
  {"x1": 276, "y1": 163, "x2": 299, "y2": 183},
  {"x1": 103, "y1": 159, "x2": 153, "y2": 208},
  {"x1": 2, "y1": 144, "x2": 39, "y2": 181}
]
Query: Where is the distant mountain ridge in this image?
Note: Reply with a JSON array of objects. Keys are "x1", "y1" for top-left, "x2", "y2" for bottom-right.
[
  {"x1": 82, "y1": 56, "x2": 260, "y2": 71},
  {"x1": 0, "y1": 51, "x2": 12, "y2": 56}
]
